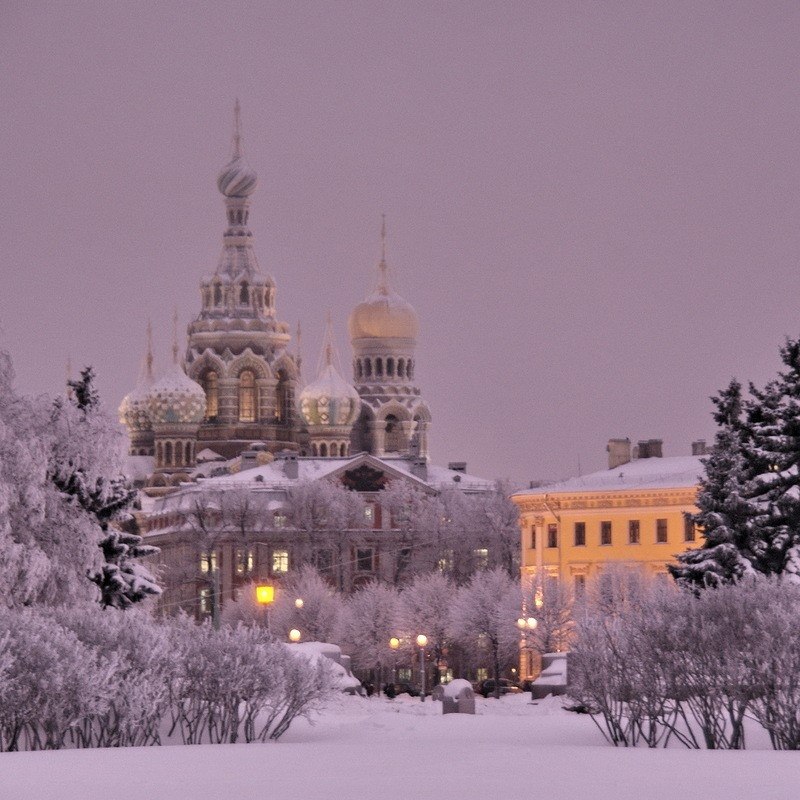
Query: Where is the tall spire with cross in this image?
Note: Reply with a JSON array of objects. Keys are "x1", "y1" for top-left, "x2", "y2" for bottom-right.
[{"x1": 378, "y1": 213, "x2": 389, "y2": 294}]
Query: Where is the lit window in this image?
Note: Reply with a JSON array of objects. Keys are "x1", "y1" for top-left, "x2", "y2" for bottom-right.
[
  {"x1": 238, "y1": 370, "x2": 257, "y2": 422},
  {"x1": 365, "y1": 504, "x2": 375, "y2": 524},
  {"x1": 574, "y1": 522, "x2": 586, "y2": 547},
  {"x1": 600, "y1": 521, "x2": 612, "y2": 546},
  {"x1": 235, "y1": 548, "x2": 254, "y2": 575},
  {"x1": 547, "y1": 524, "x2": 558, "y2": 548},
  {"x1": 356, "y1": 548, "x2": 374, "y2": 572},
  {"x1": 398, "y1": 667, "x2": 412, "y2": 682},
  {"x1": 473, "y1": 548, "x2": 489, "y2": 568},
  {"x1": 199, "y1": 551, "x2": 217, "y2": 573},
  {"x1": 476, "y1": 667, "x2": 488, "y2": 682},
  {"x1": 656, "y1": 519, "x2": 668, "y2": 544},
  {"x1": 437, "y1": 550, "x2": 453, "y2": 573},
  {"x1": 203, "y1": 371, "x2": 218, "y2": 419},
  {"x1": 199, "y1": 588, "x2": 212, "y2": 615},
  {"x1": 273, "y1": 513, "x2": 287, "y2": 529},
  {"x1": 272, "y1": 549, "x2": 289, "y2": 574},
  {"x1": 628, "y1": 520, "x2": 640, "y2": 545},
  {"x1": 684, "y1": 517, "x2": 696, "y2": 542}
]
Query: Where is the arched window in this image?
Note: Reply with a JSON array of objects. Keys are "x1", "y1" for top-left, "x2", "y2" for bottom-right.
[
  {"x1": 213, "y1": 283, "x2": 222, "y2": 305},
  {"x1": 385, "y1": 414, "x2": 405, "y2": 452},
  {"x1": 387, "y1": 357, "x2": 395, "y2": 377},
  {"x1": 239, "y1": 282, "x2": 249, "y2": 304},
  {"x1": 408, "y1": 360, "x2": 414, "y2": 379},
  {"x1": 320, "y1": 443, "x2": 328, "y2": 457},
  {"x1": 275, "y1": 369, "x2": 292, "y2": 425},
  {"x1": 364, "y1": 359, "x2": 372, "y2": 378},
  {"x1": 356, "y1": 360, "x2": 363, "y2": 379},
  {"x1": 184, "y1": 441, "x2": 192, "y2": 465},
  {"x1": 164, "y1": 441, "x2": 173, "y2": 466},
  {"x1": 156, "y1": 441, "x2": 163, "y2": 466},
  {"x1": 239, "y1": 370, "x2": 257, "y2": 422},
  {"x1": 397, "y1": 358, "x2": 405, "y2": 378},
  {"x1": 375, "y1": 357, "x2": 383, "y2": 377},
  {"x1": 203, "y1": 371, "x2": 218, "y2": 420}
]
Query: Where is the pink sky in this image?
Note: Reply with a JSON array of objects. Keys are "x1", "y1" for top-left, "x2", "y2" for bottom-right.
[{"x1": 2, "y1": 1, "x2": 800, "y2": 483}]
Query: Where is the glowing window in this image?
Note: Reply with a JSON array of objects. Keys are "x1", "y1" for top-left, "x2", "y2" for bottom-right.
[
  {"x1": 239, "y1": 370, "x2": 257, "y2": 422},
  {"x1": 272, "y1": 549, "x2": 289, "y2": 574},
  {"x1": 203, "y1": 371, "x2": 218, "y2": 419},
  {"x1": 199, "y1": 551, "x2": 217, "y2": 573}
]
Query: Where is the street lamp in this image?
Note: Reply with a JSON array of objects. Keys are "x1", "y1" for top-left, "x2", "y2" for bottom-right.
[
  {"x1": 289, "y1": 628, "x2": 301, "y2": 642},
  {"x1": 517, "y1": 615, "x2": 537, "y2": 681},
  {"x1": 416, "y1": 634, "x2": 428, "y2": 702},
  {"x1": 295, "y1": 597, "x2": 304, "y2": 609},
  {"x1": 255, "y1": 584, "x2": 275, "y2": 634},
  {"x1": 389, "y1": 636, "x2": 400, "y2": 685}
]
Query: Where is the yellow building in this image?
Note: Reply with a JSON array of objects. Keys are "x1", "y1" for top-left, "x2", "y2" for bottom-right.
[{"x1": 511, "y1": 440, "x2": 705, "y2": 591}]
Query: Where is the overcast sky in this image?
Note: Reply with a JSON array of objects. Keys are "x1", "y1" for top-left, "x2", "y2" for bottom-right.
[{"x1": 2, "y1": 1, "x2": 800, "y2": 484}]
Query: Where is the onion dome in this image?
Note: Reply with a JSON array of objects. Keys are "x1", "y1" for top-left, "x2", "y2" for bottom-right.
[
  {"x1": 216, "y1": 100, "x2": 258, "y2": 198},
  {"x1": 148, "y1": 363, "x2": 206, "y2": 425},
  {"x1": 147, "y1": 318, "x2": 206, "y2": 426},
  {"x1": 119, "y1": 324, "x2": 155, "y2": 431},
  {"x1": 348, "y1": 218, "x2": 418, "y2": 341},
  {"x1": 299, "y1": 321, "x2": 361, "y2": 427}
]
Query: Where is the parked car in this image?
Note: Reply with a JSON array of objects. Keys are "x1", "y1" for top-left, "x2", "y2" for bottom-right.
[
  {"x1": 383, "y1": 682, "x2": 422, "y2": 698},
  {"x1": 475, "y1": 679, "x2": 523, "y2": 698}
]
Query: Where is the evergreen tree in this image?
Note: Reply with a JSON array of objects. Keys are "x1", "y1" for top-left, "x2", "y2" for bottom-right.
[
  {"x1": 669, "y1": 380, "x2": 755, "y2": 588},
  {"x1": 673, "y1": 339, "x2": 800, "y2": 587},
  {"x1": 51, "y1": 367, "x2": 161, "y2": 608}
]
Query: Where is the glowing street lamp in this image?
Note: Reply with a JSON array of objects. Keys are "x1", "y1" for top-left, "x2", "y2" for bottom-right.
[
  {"x1": 289, "y1": 628, "x2": 301, "y2": 643},
  {"x1": 295, "y1": 597, "x2": 304, "y2": 609},
  {"x1": 255, "y1": 584, "x2": 275, "y2": 634},
  {"x1": 416, "y1": 634, "x2": 428, "y2": 702},
  {"x1": 389, "y1": 636, "x2": 400, "y2": 685}
]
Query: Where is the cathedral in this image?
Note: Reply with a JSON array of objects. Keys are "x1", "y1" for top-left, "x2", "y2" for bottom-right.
[{"x1": 119, "y1": 103, "x2": 432, "y2": 487}]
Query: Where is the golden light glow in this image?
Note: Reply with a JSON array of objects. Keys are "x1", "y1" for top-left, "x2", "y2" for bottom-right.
[
  {"x1": 255, "y1": 585, "x2": 275, "y2": 605},
  {"x1": 534, "y1": 589, "x2": 544, "y2": 609},
  {"x1": 516, "y1": 617, "x2": 526, "y2": 629},
  {"x1": 526, "y1": 617, "x2": 538, "y2": 629},
  {"x1": 416, "y1": 634, "x2": 428, "y2": 648},
  {"x1": 289, "y1": 628, "x2": 301, "y2": 642},
  {"x1": 389, "y1": 637, "x2": 400, "y2": 650},
  {"x1": 295, "y1": 598, "x2": 304, "y2": 608}
]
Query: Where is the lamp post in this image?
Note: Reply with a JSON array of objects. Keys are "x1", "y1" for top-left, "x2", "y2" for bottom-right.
[
  {"x1": 255, "y1": 584, "x2": 275, "y2": 635},
  {"x1": 289, "y1": 628, "x2": 301, "y2": 642},
  {"x1": 516, "y1": 615, "x2": 538, "y2": 681},
  {"x1": 389, "y1": 637, "x2": 400, "y2": 685},
  {"x1": 416, "y1": 634, "x2": 428, "y2": 702}
]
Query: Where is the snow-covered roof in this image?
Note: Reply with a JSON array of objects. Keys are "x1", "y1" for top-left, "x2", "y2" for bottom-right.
[
  {"x1": 123, "y1": 455, "x2": 155, "y2": 482},
  {"x1": 514, "y1": 456, "x2": 704, "y2": 497}
]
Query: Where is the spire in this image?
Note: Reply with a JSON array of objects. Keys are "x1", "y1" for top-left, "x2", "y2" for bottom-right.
[
  {"x1": 378, "y1": 213, "x2": 389, "y2": 294},
  {"x1": 145, "y1": 319, "x2": 154, "y2": 380},
  {"x1": 323, "y1": 312, "x2": 334, "y2": 368},
  {"x1": 233, "y1": 98, "x2": 242, "y2": 158},
  {"x1": 296, "y1": 321, "x2": 303, "y2": 376},
  {"x1": 171, "y1": 307, "x2": 179, "y2": 365}
]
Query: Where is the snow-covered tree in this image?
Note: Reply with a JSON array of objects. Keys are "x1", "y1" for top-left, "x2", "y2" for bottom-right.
[
  {"x1": 448, "y1": 568, "x2": 521, "y2": 694},
  {"x1": 670, "y1": 380, "x2": 756, "y2": 588},
  {"x1": 523, "y1": 573, "x2": 574, "y2": 655}
]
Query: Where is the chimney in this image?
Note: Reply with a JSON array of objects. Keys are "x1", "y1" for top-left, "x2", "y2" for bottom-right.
[
  {"x1": 448, "y1": 461, "x2": 467, "y2": 474},
  {"x1": 240, "y1": 450, "x2": 259, "y2": 471},
  {"x1": 607, "y1": 438, "x2": 631, "y2": 469},
  {"x1": 276, "y1": 450, "x2": 299, "y2": 480},
  {"x1": 691, "y1": 440, "x2": 707, "y2": 456},
  {"x1": 637, "y1": 439, "x2": 663, "y2": 459},
  {"x1": 411, "y1": 458, "x2": 428, "y2": 482}
]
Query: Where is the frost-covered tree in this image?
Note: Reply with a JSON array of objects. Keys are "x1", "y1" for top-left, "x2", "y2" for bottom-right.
[
  {"x1": 670, "y1": 380, "x2": 756, "y2": 588},
  {"x1": 524, "y1": 573, "x2": 574, "y2": 655},
  {"x1": 50, "y1": 366, "x2": 160, "y2": 608},
  {"x1": 398, "y1": 572, "x2": 456, "y2": 685},
  {"x1": 448, "y1": 568, "x2": 521, "y2": 693},
  {"x1": 338, "y1": 581, "x2": 400, "y2": 678}
]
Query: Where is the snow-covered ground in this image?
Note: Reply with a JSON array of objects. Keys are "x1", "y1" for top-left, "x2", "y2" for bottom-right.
[{"x1": 1, "y1": 693, "x2": 796, "y2": 800}]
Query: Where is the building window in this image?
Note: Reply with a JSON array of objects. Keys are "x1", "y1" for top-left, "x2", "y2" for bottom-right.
[
  {"x1": 476, "y1": 667, "x2": 488, "y2": 683},
  {"x1": 235, "y1": 548, "x2": 254, "y2": 575},
  {"x1": 203, "y1": 371, "x2": 218, "y2": 420},
  {"x1": 656, "y1": 518, "x2": 668, "y2": 544},
  {"x1": 473, "y1": 548, "x2": 489, "y2": 569},
  {"x1": 238, "y1": 370, "x2": 257, "y2": 422},
  {"x1": 530, "y1": 526, "x2": 536, "y2": 549},
  {"x1": 398, "y1": 547, "x2": 411, "y2": 572},
  {"x1": 384, "y1": 414, "x2": 405, "y2": 452},
  {"x1": 600, "y1": 521, "x2": 612, "y2": 546},
  {"x1": 365, "y1": 504, "x2": 375, "y2": 525},
  {"x1": 628, "y1": 520, "x2": 640, "y2": 545},
  {"x1": 273, "y1": 512, "x2": 287, "y2": 529},
  {"x1": 574, "y1": 522, "x2": 586, "y2": 547},
  {"x1": 356, "y1": 548, "x2": 374, "y2": 572},
  {"x1": 271, "y1": 549, "x2": 289, "y2": 574},
  {"x1": 547, "y1": 524, "x2": 558, "y2": 548},
  {"x1": 684, "y1": 516, "x2": 696, "y2": 542},
  {"x1": 314, "y1": 549, "x2": 333, "y2": 573},
  {"x1": 199, "y1": 588, "x2": 213, "y2": 615},
  {"x1": 398, "y1": 667, "x2": 412, "y2": 683},
  {"x1": 574, "y1": 574, "x2": 586, "y2": 595},
  {"x1": 199, "y1": 551, "x2": 217, "y2": 574},
  {"x1": 437, "y1": 550, "x2": 453, "y2": 573}
]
